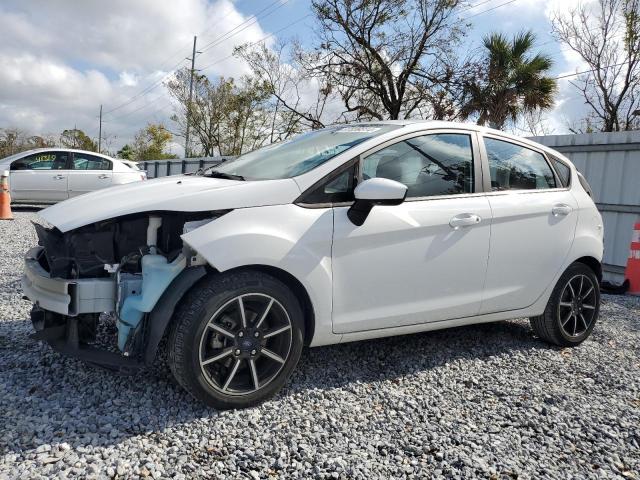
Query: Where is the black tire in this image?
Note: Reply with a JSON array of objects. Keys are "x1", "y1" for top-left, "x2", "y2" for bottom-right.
[
  {"x1": 168, "y1": 270, "x2": 305, "y2": 409},
  {"x1": 530, "y1": 262, "x2": 600, "y2": 347}
]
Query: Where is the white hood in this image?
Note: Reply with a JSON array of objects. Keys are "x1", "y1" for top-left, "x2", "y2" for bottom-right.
[{"x1": 40, "y1": 175, "x2": 302, "y2": 232}]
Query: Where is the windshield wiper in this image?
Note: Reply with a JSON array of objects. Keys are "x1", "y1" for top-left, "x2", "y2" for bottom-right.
[
  {"x1": 204, "y1": 170, "x2": 245, "y2": 181},
  {"x1": 192, "y1": 158, "x2": 231, "y2": 176}
]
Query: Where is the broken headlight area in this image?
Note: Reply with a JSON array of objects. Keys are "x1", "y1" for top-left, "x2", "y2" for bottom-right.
[{"x1": 24, "y1": 211, "x2": 226, "y2": 371}]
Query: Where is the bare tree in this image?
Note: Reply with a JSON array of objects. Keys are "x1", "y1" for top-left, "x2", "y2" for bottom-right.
[
  {"x1": 553, "y1": 0, "x2": 640, "y2": 131},
  {"x1": 514, "y1": 110, "x2": 555, "y2": 136},
  {"x1": 298, "y1": 0, "x2": 470, "y2": 121},
  {"x1": 235, "y1": 41, "x2": 334, "y2": 132}
]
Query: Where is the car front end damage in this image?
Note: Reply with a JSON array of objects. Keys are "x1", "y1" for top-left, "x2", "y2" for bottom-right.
[{"x1": 22, "y1": 211, "x2": 225, "y2": 373}]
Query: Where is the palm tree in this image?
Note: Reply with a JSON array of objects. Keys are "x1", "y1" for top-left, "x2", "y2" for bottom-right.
[{"x1": 462, "y1": 31, "x2": 557, "y2": 130}]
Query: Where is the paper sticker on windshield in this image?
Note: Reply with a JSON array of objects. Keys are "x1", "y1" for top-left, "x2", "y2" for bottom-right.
[{"x1": 335, "y1": 126, "x2": 381, "y2": 133}]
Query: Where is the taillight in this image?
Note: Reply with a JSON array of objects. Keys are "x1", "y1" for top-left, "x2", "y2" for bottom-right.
[{"x1": 141, "y1": 174, "x2": 147, "y2": 181}]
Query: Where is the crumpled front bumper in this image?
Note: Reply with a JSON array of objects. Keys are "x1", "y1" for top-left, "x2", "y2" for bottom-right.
[
  {"x1": 22, "y1": 246, "x2": 143, "y2": 373},
  {"x1": 21, "y1": 246, "x2": 116, "y2": 316},
  {"x1": 22, "y1": 246, "x2": 208, "y2": 374}
]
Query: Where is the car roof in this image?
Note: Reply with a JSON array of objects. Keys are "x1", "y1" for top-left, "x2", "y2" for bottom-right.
[
  {"x1": 340, "y1": 120, "x2": 566, "y2": 159},
  {"x1": 0, "y1": 147, "x2": 117, "y2": 162}
]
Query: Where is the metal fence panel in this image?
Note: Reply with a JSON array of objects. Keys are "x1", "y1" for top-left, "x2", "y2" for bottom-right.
[
  {"x1": 530, "y1": 132, "x2": 640, "y2": 282},
  {"x1": 140, "y1": 157, "x2": 232, "y2": 179}
]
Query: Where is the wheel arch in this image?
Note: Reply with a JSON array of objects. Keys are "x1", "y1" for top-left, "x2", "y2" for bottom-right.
[
  {"x1": 573, "y1": 256, "x2": 602, "y2": 283},
  {"x1": 222, "y1": 264, "x2": 316, "y2": 346}
]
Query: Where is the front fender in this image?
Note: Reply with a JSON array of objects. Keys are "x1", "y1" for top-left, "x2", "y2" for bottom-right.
[{"x1": 181, "y1": 204, "x2": 337, "y2": 346}]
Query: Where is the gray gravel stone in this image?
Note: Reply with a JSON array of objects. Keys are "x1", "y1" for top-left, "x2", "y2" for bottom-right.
[{"x1": 0, "y1": 209, "x2": 639, "y2": 479}]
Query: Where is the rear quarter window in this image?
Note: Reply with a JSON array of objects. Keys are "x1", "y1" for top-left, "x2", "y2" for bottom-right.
[
  {"x1": 548, "y1": 155, "x2": 571, "y2": 187},
  {"x1": 121, "y1": 161, "x2": 140, "y2": 170}
]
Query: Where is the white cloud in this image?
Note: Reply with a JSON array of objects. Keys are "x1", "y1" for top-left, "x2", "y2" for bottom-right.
[
  {"x1": 118, "y1": 72, "x2": 139, "y2": 87},
  {"x1": 0, "y1": 0, "x2": 270, "y2": 154}
]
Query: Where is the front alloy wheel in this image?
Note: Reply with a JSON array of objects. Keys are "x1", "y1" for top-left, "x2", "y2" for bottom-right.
[
  {"x1": 169, "y1": 271, "x2": 304, "y2": 409},
  {"x1": 198, "y1": 293, "x2": 293, "y2": 395}
]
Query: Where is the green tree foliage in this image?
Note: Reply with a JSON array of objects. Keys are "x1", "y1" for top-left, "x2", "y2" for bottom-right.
[
  {"x1": 59, "y1": 128, "x2": 98, "y2": 151},
  {"x1": 462, "y1": 31, "x2": 557, "y2": 130},
  {"x1": 132, "y1": 123, "x2": 177, "y2": 161},
  {"x1": 116, "y1": 144, "x2": 134, "y2": 160},
  {"x1": 0, "y1": 128, "x2": 56, "y2": 158},
  {"x1": 166, "y1": 70, "x2": 272, "y2": 156}
]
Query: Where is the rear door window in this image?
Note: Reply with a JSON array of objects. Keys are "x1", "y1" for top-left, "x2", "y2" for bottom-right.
[
  {"x1": 72, "y1": 153, "x2": 112, "y2": 170},
  {"x1": 484, "y1": 138, "x2": 557, "y2": 191}
]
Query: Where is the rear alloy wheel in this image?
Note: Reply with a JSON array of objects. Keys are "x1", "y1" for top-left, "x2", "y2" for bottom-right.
[
  {"x1": 557, "y1": 274, "x2": 598, "y2": 338},
  {"x1": 530, "y1": 263, "x2": 600, "y2": 347},
  {"x1": 168, "y1": 271, "x2": 304, "y2": 409}
]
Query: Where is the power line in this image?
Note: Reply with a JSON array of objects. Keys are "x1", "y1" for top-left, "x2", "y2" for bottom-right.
[
  {"x1": 458, "y1": 0, "x2": 497, "y2": 14},
  {"x1": 199, "y1": 13, "x2": 312, "y2": 71},
  {"x1": 104, "y1": 2, "x2": 286, "y2": 116},
  {"x1": 108, "y1": 12, "x2": 311, "y2": 132},
  {"x1": 467, "y1": 0, "x2": 518, "y2": 18},
  {"x1": 105, "y1": 100, "x2": 175, "y2": 140},
  {"x1": 103, "y1": 91, "x2": 171, "y2": 123},
  {"x1": 198, "y1": 0, "x2": 287, "y2": 54},
  {"x1": 102, "y1": 59, "x2": 186, "y2": 115},
  {"x1": 555, "y1": 60, "x2": 631, "y2": 80},
  {"x1": 107, "y1": 11, "x2": 311, "y2": 144}
]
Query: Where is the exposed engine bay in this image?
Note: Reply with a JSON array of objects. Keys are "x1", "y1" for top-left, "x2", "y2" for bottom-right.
[
  {"x1": 33, "y1": 211, "x2": 221, "y2": 279},
  {"x1": 25, "y1": 211, "x2": 226, "y2": 369}
]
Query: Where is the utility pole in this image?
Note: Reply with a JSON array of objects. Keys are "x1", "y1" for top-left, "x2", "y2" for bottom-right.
[
  {"x1": 98, "y1": 104, "x2": 103, "y2": 153},
  {"x1": 185, "y1": 36, "x2": 198, "y2": 158}
]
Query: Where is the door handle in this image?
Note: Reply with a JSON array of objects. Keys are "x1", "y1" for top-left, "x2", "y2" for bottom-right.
[
  {"x1": 98, "y1": 174, "x2": 110, "y2": 179},
  {"x1": 552, "y1": 204, "x2": 572, "y2": 216},
  {"x1": 53, "y1": 174, "x2": 65, "y2": 180},
  {"x1": 449, "y1": 213, "x2": 482, "y2": 229}
]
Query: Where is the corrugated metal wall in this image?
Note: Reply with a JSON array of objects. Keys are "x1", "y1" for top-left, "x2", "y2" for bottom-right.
[{"x1": 529, "y1": 132, "x2": 640, "y2": 282}]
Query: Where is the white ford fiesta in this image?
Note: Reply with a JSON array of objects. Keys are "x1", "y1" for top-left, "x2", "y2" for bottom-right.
[
  {"x1": 0, "y1": 148, "x2": 146, "y2": 203},
  {"x1": 22, "y1": 121, "x2": 603, "y2": 409}
]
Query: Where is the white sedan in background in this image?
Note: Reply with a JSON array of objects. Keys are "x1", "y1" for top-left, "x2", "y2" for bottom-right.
[{"x1": 0, "y1": 148, "x2": 146, "y2": 203}]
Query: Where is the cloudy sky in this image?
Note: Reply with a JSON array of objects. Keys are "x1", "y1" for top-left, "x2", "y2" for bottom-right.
[{"x1": 0, "y1": 0, "x2": 591, "y2": 156}]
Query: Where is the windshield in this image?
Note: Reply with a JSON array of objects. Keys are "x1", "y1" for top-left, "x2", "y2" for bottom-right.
[{"x1": 210, "y1": 124, "x2": 401, "y2": 180}]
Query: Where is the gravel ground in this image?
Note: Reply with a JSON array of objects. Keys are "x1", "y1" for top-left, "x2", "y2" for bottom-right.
[{"x1": 0, "y1": 208, "x2": 639, "y2": 480}]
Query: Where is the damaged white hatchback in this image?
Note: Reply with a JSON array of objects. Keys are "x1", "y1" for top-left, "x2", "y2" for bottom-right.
[{"x1": 23, "y1": 121, "x2": 604, "y2": 409}]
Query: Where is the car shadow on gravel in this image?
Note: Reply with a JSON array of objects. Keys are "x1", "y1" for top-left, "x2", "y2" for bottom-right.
[
  {"x1": 9, "y1": 205, "x2": 44, "y2": 213},
  {"x1": 0, "y1": 315, "x2": 548, "y2": 455},
  {"x1": 290, "y1": 319, "x2": 543, "y2": 392}
]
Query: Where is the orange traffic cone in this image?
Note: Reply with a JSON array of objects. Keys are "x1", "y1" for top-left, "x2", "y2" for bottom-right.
[
  {"x1": 625, "y1": 220, "x2": 640, "y2": 295},
  {"x1": 0, "y1": 171, "x2": 13, "y2": 220}
]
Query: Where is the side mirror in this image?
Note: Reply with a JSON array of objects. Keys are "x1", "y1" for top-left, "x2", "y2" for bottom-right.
[{"x1": 347, "y1": 178, "x2": 407, "y2": 226}]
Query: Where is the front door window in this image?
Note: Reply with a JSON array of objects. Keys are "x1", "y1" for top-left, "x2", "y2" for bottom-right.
[
  {"x1": 361, "y1": 133, "x2": 474, "y2": 197},
  {"x1": 11, "y1": 152, "x2": 68, "y2": 170}
]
